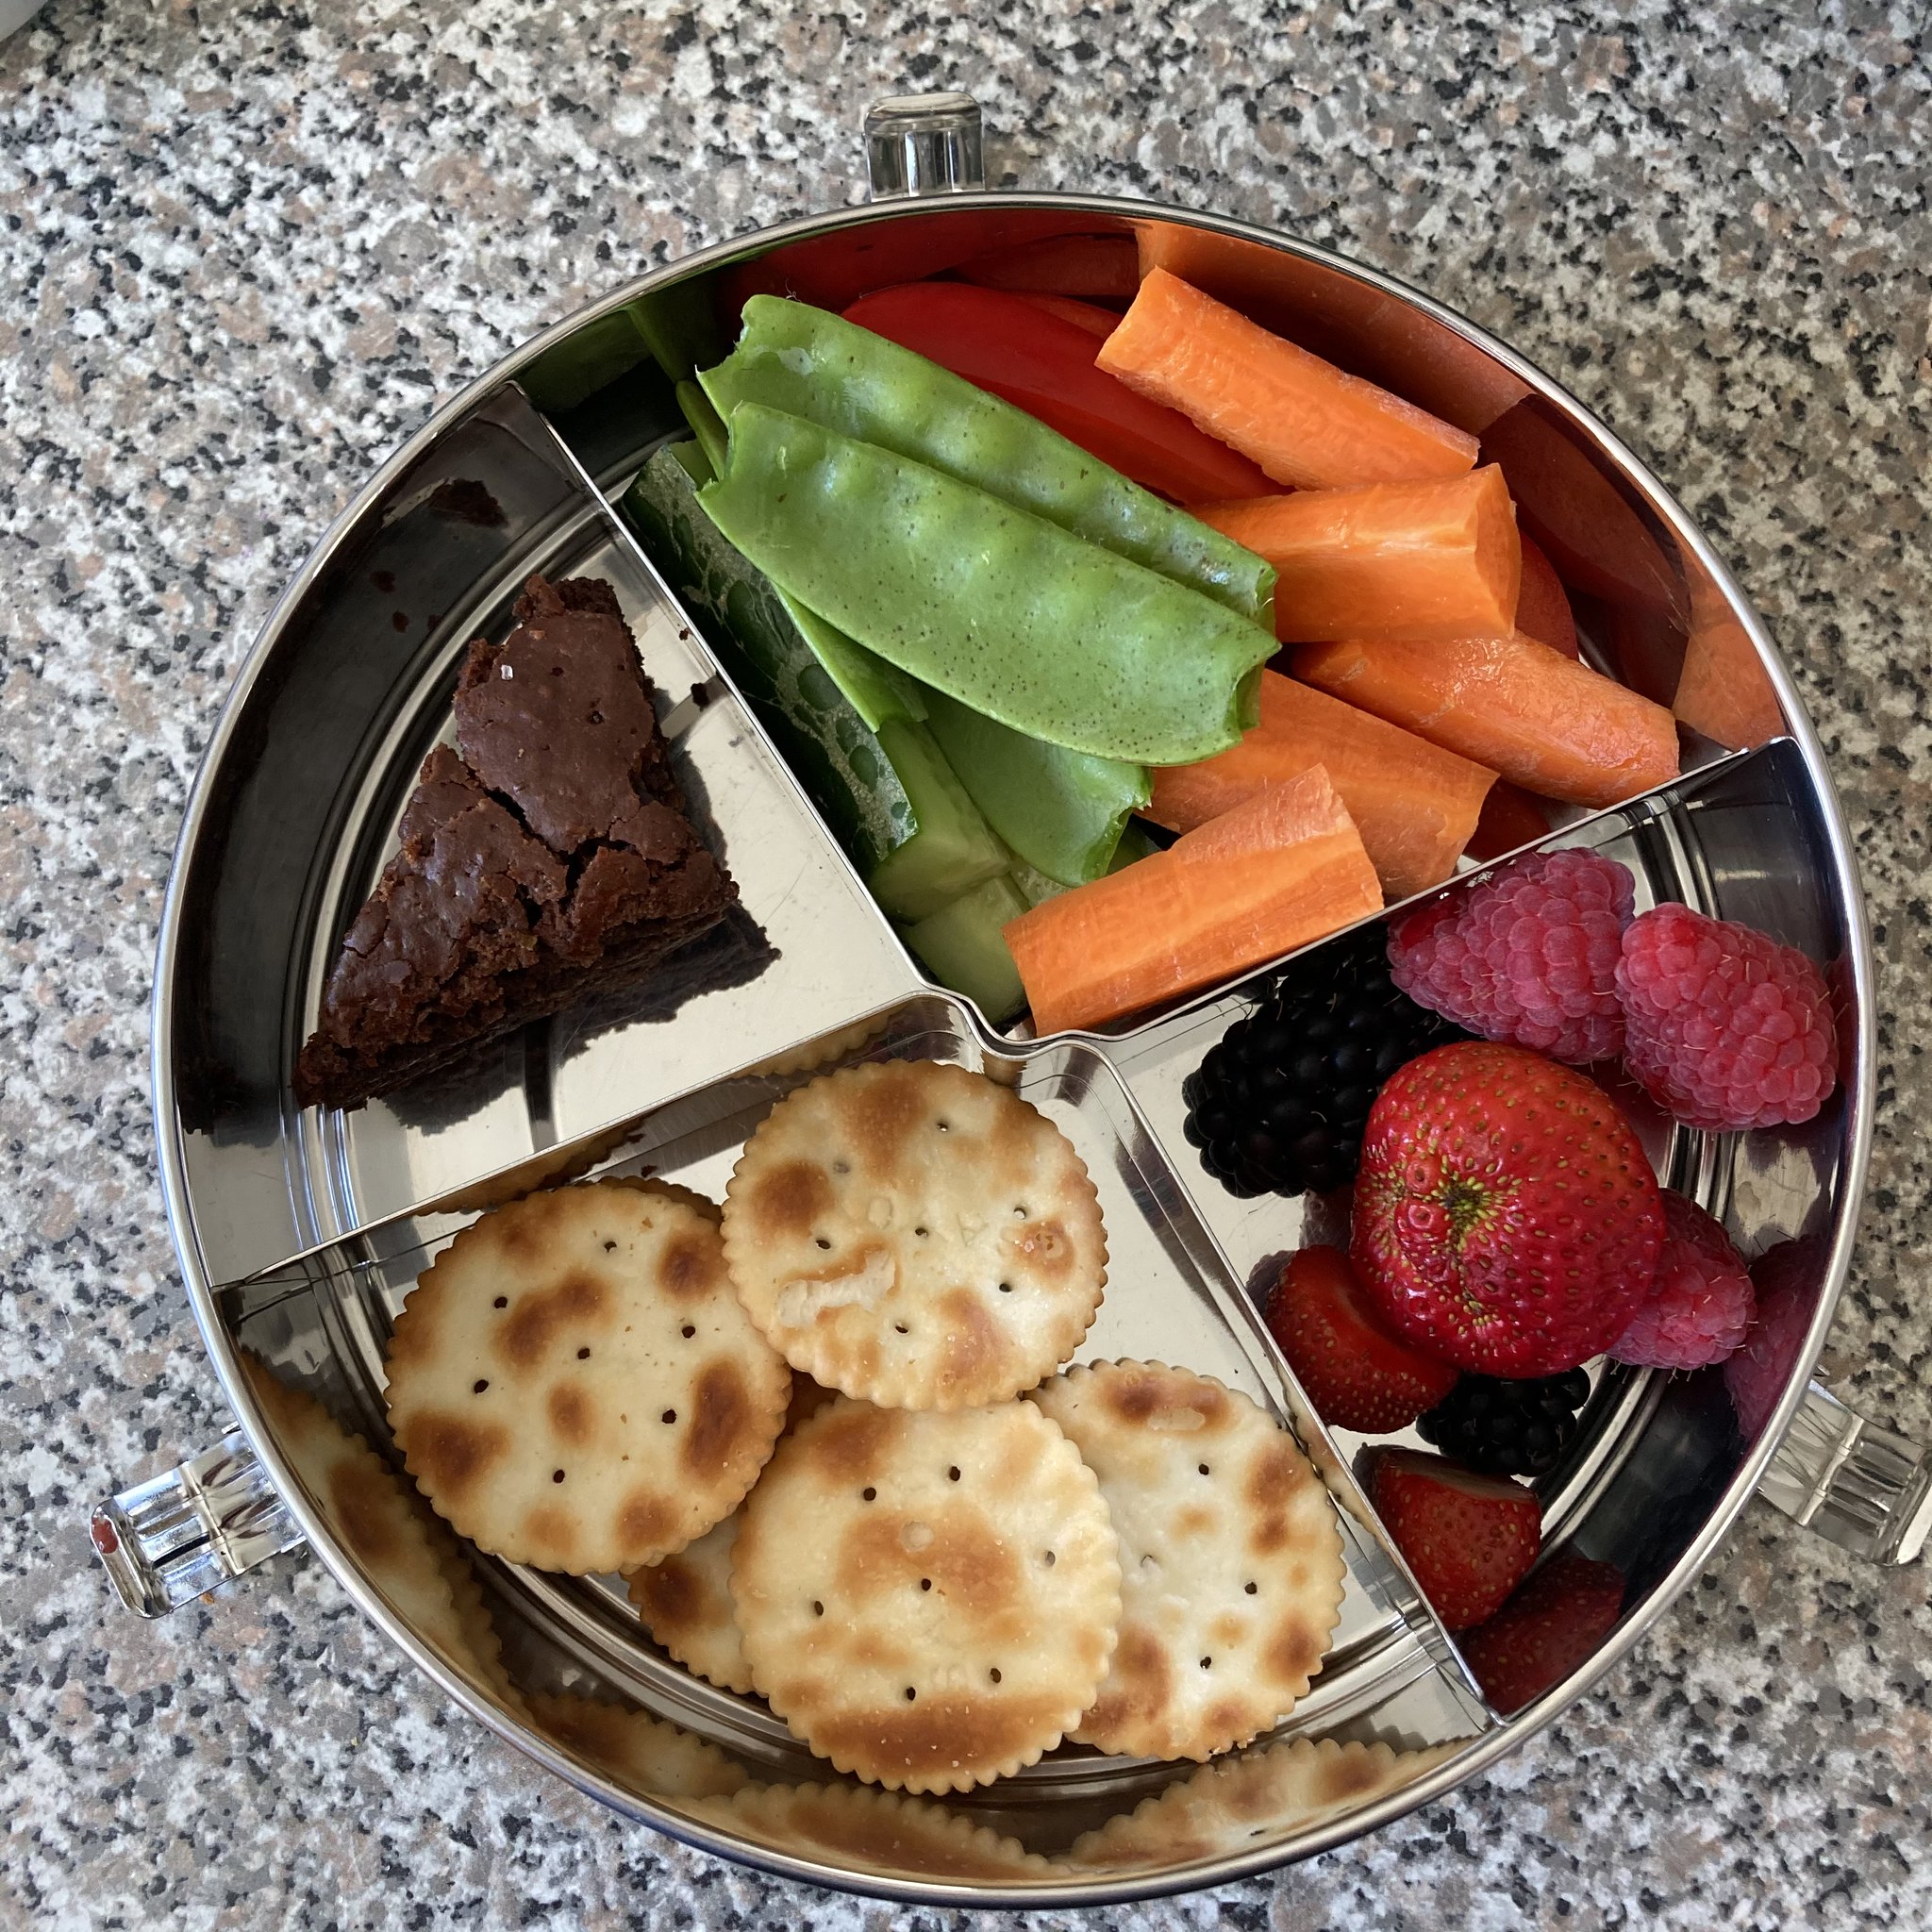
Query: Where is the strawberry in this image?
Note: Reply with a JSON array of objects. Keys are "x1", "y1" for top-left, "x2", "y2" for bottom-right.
[
  {"x1": 1457, "y1": 1553, "x2": 1625, "y2": 1711},
  {"x1": 1265, "y1": 1245, "x2": 1460, "y2": 1432},
  {"x1": 1352, "y1": 1041, "x2": 1664, "y2": 1376},
  {"x1": 1364, "y1": 1447, "x2": 1541, "y2": 1630}
]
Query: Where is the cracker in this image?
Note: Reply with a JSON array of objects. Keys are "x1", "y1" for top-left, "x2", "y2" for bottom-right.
[
  {"x1": 524, "y1": 1691, "x2": 749, "y2": 1803},
  {"x1": 722, "y1": 1060, "x2": 1106, "y2": 1408},
  {"x1": 628, "y1": 1372, "x2": 832, "y2": 1693},
  {"x1": 1067, "y1": 1735, "x2": 1468, "y2": 1868},
  {"x1": 717, "y1": 1781, "x2": 1054, "y2": 1881},
  {"x1": 746, "y1": 1014, "x2": 890, "y2": 1079},
  {"x1": 385, "y1": 1181, "x2": 791, "y2": 1574},
  {"x1": 604, "y1": 1174, "x2": 722, "y2": 1224},
  {"x1": 429, "y1": 1124, "x2": 634, "y2": 1216},
  {"x1": 240, "y1": 1357, "x2": 515, "y2": 1706},
  {"x1": 628, "y1": 1507, "x2": 752, "y2": 1693},
  {"x1": 731, "y1": 1396, "x2": 1121, "y2": 1793},
  {"x1": 1028, "y1": 1360, "x2": 1345, "y2": 1760}
]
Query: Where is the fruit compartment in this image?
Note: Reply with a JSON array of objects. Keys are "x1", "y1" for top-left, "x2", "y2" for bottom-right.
[
  {"x1": 221, "y1": 989, "x2": 1495, "y2": 1864},
  {"x1": 1104, "y1": 732, "x2": 1858, "y2": 1709}
]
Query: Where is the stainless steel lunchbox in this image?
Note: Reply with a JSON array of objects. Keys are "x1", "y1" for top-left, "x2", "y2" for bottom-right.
[{"x1": 89, "y1": 94, "x2": 1928, "y2": 1906}]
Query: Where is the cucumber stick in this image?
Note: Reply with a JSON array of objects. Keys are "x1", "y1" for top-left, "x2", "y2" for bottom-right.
[
  {"x1": 621, "y1": 446, "x2": 1003, "y2": 910},
  {"x1": 902, "y1": 874, "x2": 1029, "y2": 1024},
  {"x1": 865, "y1": 721, "x2": 1008, "y2": 922}
]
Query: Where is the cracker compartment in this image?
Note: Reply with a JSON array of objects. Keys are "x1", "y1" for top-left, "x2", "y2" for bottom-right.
[{"x1": 217, "y1": 991, "x2": 1494, "y2": 1874}]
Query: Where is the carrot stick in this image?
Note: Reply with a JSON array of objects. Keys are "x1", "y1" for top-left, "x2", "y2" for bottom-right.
[
  {"x1": 1289, "y1": 634, "x2": 1681, "y2": 811},
  {"x1": 1147, "y1": 672, "x2": 1495, "y2": 899},
  {"x1": 1672, "y1": 571, "x2": 1784, "y2": 750},
  {"x1": 1097, "y1": 267, "x2": 1480, "y2": 489},
  {"x1": 1004, "y1": 764, "x2": 1383, "y2": 1033},
  {"x1": 1516, "y1": 532, "x2": 1579, "y2": 658},
  {"x1": 1463, "y1": 781, "x2": 1556, "y2": 861},
  {"x1": 1193, "y1": 467, "x2": 1521, "y2": 643}
]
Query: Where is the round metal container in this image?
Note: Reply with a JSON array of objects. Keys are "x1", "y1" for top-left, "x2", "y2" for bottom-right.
[{"x1": 92, "y1": 108, "x2": 1926, "y2": 1906}]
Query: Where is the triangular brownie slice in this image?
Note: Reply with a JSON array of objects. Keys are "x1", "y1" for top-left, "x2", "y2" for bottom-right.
[{"x1": 293, "y1": 574, "x2": 737, "y2": 1110}]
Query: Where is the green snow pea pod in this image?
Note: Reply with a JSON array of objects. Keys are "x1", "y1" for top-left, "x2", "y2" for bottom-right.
[
  {"x1": 659, "y1": 424, "x2": 924, "y2": 731},
  {"x1": 922, "y1": 688, "x2": 1148, "y2": 887},
  {"x1": 700, "y1": 296, "x2": 1275, "y2": 625},
  {"x1": 622, "y1": 443, "x2": 1002, "y2": 915},
  {"x1": 699, "y1": 404, "x2": 1274, "y2": 766}
]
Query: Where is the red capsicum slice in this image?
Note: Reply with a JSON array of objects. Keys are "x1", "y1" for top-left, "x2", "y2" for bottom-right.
[{"x1": 842, "y1": 282, "x2": 1275, "y2": 506}]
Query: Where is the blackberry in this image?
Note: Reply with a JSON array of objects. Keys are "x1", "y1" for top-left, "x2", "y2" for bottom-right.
[
  {"x1": 1181, "y1": 924, "x2": 1468, "y2": 1198},
  {"x1": 1417, "y1": 1369, "x2": 1592, "y2": 1478}
]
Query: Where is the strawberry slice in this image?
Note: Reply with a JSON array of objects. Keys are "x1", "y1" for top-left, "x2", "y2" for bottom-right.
[
  {"x1": 1364, "y1": 1447, "x2": 1541, "y2": 1629},
  {"x1": 1458, "y1": 1553, "x2": 1625, "y2": 1711},
  {"x1": 1266, "y1": 1246, "x2": 1460, "y2": 1433}
]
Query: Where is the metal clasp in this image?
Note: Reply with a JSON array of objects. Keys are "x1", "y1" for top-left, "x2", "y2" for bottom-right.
[
  {"x1": 1757, "y1": 1382, "x2": 1932, "y2": 1565},
  {"x1": 864, "y1": 92, "x2": 985, "y2": 201},
  {"x1": 90, "y1": 1430, "x2": 306, "y2": 1616}
]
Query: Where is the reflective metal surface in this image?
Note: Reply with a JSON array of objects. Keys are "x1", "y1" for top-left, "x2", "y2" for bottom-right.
[
  {"x1": 102, "y1": 141, "x2": 1900, "y2": 1900},
  {"x1": 863, "y1": 92, "x2": 985, "y2": 200}
]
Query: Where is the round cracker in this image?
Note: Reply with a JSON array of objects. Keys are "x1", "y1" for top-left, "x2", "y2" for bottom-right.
[
  {"x1": 719, "y1": 1781, "x2": 1054, "y2": 1881},
  {"x1": 628, "y1": 1507, "x2": 753, "y2": 1693},
  {"x1": 1066, "y1": 1736, "x2": 1468, "y2": 1868},
  {"x1": 241, "y1": 1357, "x2": 517, "y2": 1707},
  {"x1": 386, "y1": 1181, "x2": 791, "y2": 1574},
  {"x1": 731, "y1": 1396, "x2": 1122, "y2": 1793},
  {"x1": 1028, "y1": 1361, "x2": 1345, "y2": 1760},
  {"x1": 628, "y1": 1373, "x2": 832, "y2": 1693},
  {"x1": 524, "y1": 1691, "x2": 750, "y2": 1803},
  {"x1": 746, "y1": 1014, "x2": 889, "y2": 1079},
  {"x1": 603, "y1": 1174, "x2": 722, "y2": 1224},
  {"x1": 722, "y1": 1060, "x2": 1107, "y2": 1408}
]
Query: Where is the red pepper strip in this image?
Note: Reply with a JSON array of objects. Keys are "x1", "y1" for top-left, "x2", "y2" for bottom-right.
[
  {"x1": 1008, "y1": 291, "x2": 1123, "y2": 339},
  {"x1": 843, "y1": 282, "x2": 1275, "y2": 506},
  {"x1": 955, "y1": 231, "x2": 1141, "y2": 298}
]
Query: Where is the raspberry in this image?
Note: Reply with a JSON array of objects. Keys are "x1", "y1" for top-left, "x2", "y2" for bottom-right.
[
  {"x1": 1614, "y1": 905, "x2": 1839, "y2": 1130},
  {"x1": 1724, "y1": 1237, "x2": 1821, "y2": 1437},
  {"x1": 1609, "y1": 1193, "x2": 1755, "y2": 1370},
  {"x1": 1389, "y1": 849, "x2": 1635, "y2": 1066}
]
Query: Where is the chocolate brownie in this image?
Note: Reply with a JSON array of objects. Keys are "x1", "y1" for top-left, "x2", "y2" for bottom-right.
[{"x1": 293, "y1": 574, "x2": 737, "y2": 1111}]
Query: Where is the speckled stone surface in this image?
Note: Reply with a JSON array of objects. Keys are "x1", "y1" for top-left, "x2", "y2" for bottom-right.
[{"x1": 3, "y1": 2, "x2": 1929, "y2": 1926}]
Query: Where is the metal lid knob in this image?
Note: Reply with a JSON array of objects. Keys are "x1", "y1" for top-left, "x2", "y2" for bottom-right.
[{"x1": 864, "y1": 92, "x2": 985, "y2": 201}]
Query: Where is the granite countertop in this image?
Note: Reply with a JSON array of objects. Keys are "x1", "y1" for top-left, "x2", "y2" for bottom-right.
[{"x1": 3, "y1": 3, "x2": 1928, "y2": 1925}]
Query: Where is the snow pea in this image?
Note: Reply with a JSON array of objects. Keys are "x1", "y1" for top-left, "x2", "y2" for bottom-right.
[
  {"x1": 922, "y1": 688, "x2": 1147, "y2": 887},
  {"x1": 623, "y1": 442, "x2": 1001, "y2": 914},
  {"x1": 699, "y1": 403, "x2": 1274, "y2": 765},
  {"x1": 700, "y1": 297, "x2": 1276, "y2": 626}
]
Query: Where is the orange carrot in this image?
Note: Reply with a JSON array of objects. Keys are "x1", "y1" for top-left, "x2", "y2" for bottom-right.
[
  {"x1": 1672, "y1": 570, "x2": 1784, "y2": 750},
  {"x1": 1290, "y1": 634, "x2": 1681, "y2": 811},
  {"x1": 1137, "y1": 225, "x2": 1534, "y2": 437},
  {"x1": 1004, "y1": 765, "x2": 1383, "y2": 1034},
  {"x1": 1147, "y1": 672, "x2": 1495, "y2": 900},
  {"x1": 1096, "y1": 267, "x2": 1480, "y2": 489},
  {"x1": 1193, "y1": 467, "x2": 1521, "y2": 643},
  {"x1": 1010, "y1": 291, "x2": 1122, "y2": 338},
  {"x1": 1516, "y1": 533, "x2": 1579, "y2": 658},
  {"x1": 1463, "y1": 781, "x2": 1556, "y2": 861}
]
